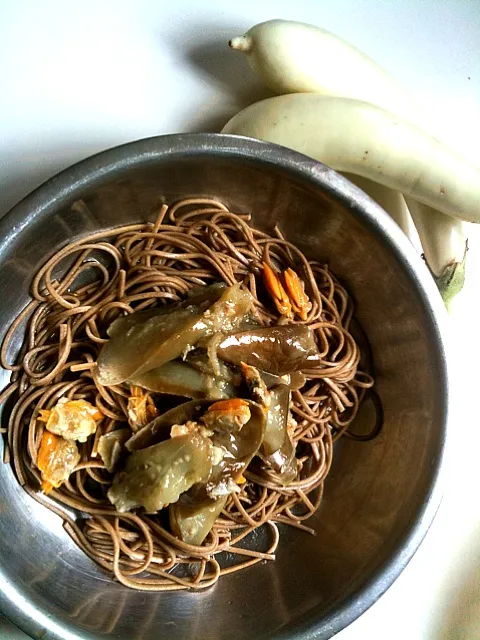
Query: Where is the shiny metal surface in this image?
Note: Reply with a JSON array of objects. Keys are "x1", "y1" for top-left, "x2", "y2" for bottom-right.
[{"x1": 0, "y1": 134, "x2": 450, "y2": 640}]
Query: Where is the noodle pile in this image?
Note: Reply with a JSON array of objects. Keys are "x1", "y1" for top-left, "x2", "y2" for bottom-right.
[{"x1": 0, "y1": 197, "x2": 378, "y2": 591}]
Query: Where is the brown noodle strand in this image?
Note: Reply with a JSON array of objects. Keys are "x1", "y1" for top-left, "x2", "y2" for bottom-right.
[{"x1": 0, "y1": 197, "x2": 377, "y2": 591}]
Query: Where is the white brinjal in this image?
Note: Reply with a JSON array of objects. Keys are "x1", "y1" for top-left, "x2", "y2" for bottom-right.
[
  {"x1": 228, "y1": 19, "x2": 469, "y2": 301},
  {"x1": 229, "y1": 19, "x2": 416, "y2": 120},
  {"x1": 222, "y1": 94, "x2": 480, "y2": 224},
  {"x1": 406, "y1": 198, "x2": 467, "y2": 307}
]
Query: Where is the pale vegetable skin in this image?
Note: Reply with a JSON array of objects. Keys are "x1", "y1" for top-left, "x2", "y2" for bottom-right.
[
  {"x1": 406, "y1": 198, "x2": 467, "y2": 306},
  {"x1": 222, "y1": 94, "x2": 480, "y2": 223},
  {"x1": 129, "y1": 359, "x2": 235, "y2": 399},
  {"x1": 228, "y1": 19, "x2": 468, "y2": 301},
  {"x1": 406, "y1": 199, "x2": 467, "y2": 277},
  {"x1": 262, "y1": 385, "x2": 297, "y2": 483},
  {"x1": 170, "y1": 496, "x2": 226, "y2": 547},
  {"x1": 346, "y1": 151, "x2": 465, "y2": 305},
  {"x1": 229, "y1": 20, "x2": 415, "y2": 120},
  {"x1": 125, "y1": 399, "x2": 214, "y2": 452},
  {"x1": 344, "y1": 174, "x2": 423, "y2": 264}
]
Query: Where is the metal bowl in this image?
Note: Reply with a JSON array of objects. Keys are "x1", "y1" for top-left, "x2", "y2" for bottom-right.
[{"x1": 0, "y1": 134, "x2": 449, "y2": 640}]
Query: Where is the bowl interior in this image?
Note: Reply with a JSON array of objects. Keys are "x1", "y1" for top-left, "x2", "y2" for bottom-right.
[{"x1": 0, "y1": 135, "x2": 447, "y2": 640}]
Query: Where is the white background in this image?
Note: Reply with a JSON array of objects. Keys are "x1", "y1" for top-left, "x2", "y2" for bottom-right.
[{"x1": 1, "y1": 1, "x2": 480, "y2": 639}]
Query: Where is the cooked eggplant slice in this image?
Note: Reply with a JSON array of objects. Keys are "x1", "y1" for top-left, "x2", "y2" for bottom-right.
[
  {"x1": 107, "y1": 429, "x2": 213, "y2": 513},
  {"x1": 96, "y1": 284, "x2": 252, "y2": 386},
  {"x1": 170, "y1": 400, "x2": 266, "y2": 545},
  {"x1": 262, "y1": 385, "x2": 297, "y2": 484},
  {"x1": 107, "y1": 283, "x2": 227, "y2": 339},
  {"x1": 238, "y1": 364, "x2": 297, "y2": 484},
  {"x1": 263, "y1": 386, "x2": 290, "y2": 455},
  {"x1": 109, "y1": 395, "x2": 267, "y2": 543},
  {"x1": 128, "y1": 357, "x2": 236, "y2": 400},
  {"x1": 125, "y1": 400, "x2": 215, "y2": 452},
  {"x1": 169, "y1": 495, "x2": 227, "y2": 547},
  {"x1": 217, "y1": 325, "x2": 319, "y2": 375},
  {"x1": 97, "y1": 428, "x2": 131, "y2": 472}
]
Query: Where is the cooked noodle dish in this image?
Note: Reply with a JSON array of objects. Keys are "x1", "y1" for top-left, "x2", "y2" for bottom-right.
[{"x1": 0, "y1": 197, "x2": 381, "y2": 591}]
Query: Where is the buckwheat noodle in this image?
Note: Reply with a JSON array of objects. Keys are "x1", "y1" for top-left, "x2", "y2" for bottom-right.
[{"x1": 0, "y1": 197, "x2": 380, "y2": 591}]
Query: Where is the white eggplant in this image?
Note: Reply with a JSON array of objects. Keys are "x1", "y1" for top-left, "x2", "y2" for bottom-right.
[
  {"x1": 222, "y1": 94, "x2": 480, "y2": 223},
  {"x1": 229, "y1": 20, "x2": 416, "y2": 120},
  {"x1": 228, "y1": 19, "x2": 470, "y2": 301},
  {"x1": 406, "y1": 198, "x2": 467, "y2": 306}
]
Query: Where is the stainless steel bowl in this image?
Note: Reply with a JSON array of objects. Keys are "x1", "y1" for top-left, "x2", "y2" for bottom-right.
[{"x1": 0, "y1": 134, "x2": 449, "y2": 640}]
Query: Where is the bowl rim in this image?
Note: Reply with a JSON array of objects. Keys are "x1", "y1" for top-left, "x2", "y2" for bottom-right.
[{"x1": 0, "y1": 133, "x2": 451, "y2": 640}]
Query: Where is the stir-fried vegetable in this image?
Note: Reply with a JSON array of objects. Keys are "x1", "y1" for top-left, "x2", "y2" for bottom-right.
[
  {"x1": 37, "y1": 431, "x2": 80, "y2": 493},
  {"x1": 128, "y1": 357, "x2": 236, "y2": 400},
  {"x1": 106, "y1": 283, "x2": 228, "y2": 339},
  {"x1": 107, "y1": 396, "x2": 266, "y2": 546},
  {"x1": 97, "y1": 428, "x2": 131, "y2": 473},
  {"x1": 217, "y1": 325, "x2": 319, "y2": 375},
  {"x1": 96, "y1": 283, "x2": 252, "y2": 386},
  {"x1": 261, "y1": 385, "x2": 297, "y2": 483},
  {"x1": 287, "y1": 370, "x2": 307, "y2": 391},
  {"x1": 262, "y1": 386, "x2": 288, "y2": 454},
  {"x1": 38, "y1": 398, "x2": 102, "y2": 443},
  {"x1": 98, "y1": 306, "x2": 203, "y2": 386},
  {"x1": 202, "y1": 399, "x2": 264, "y2": 484},
  {"x1": 92, "y1": 279, "x2": 321, "y2": 532},
  {"x1": 239, "y1": 364, "x2": 296, "y2": 484},
  {"x1": 170, "y1": 399, "x2": 266, "y2": 545},
  {"x1": 107, "y1": 428, "x2": 214, "y2": 513},
  {"x1": 125, "y1": 400, "x2": 216, "y2": 452},
  {"x1": 170, "y1": 496, "x2": 226, "y2": 547}
]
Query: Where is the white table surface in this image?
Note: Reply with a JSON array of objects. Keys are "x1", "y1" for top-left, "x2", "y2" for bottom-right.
[{"x1": 1, "y1": 1, "x2": 480, "y2": 639}]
